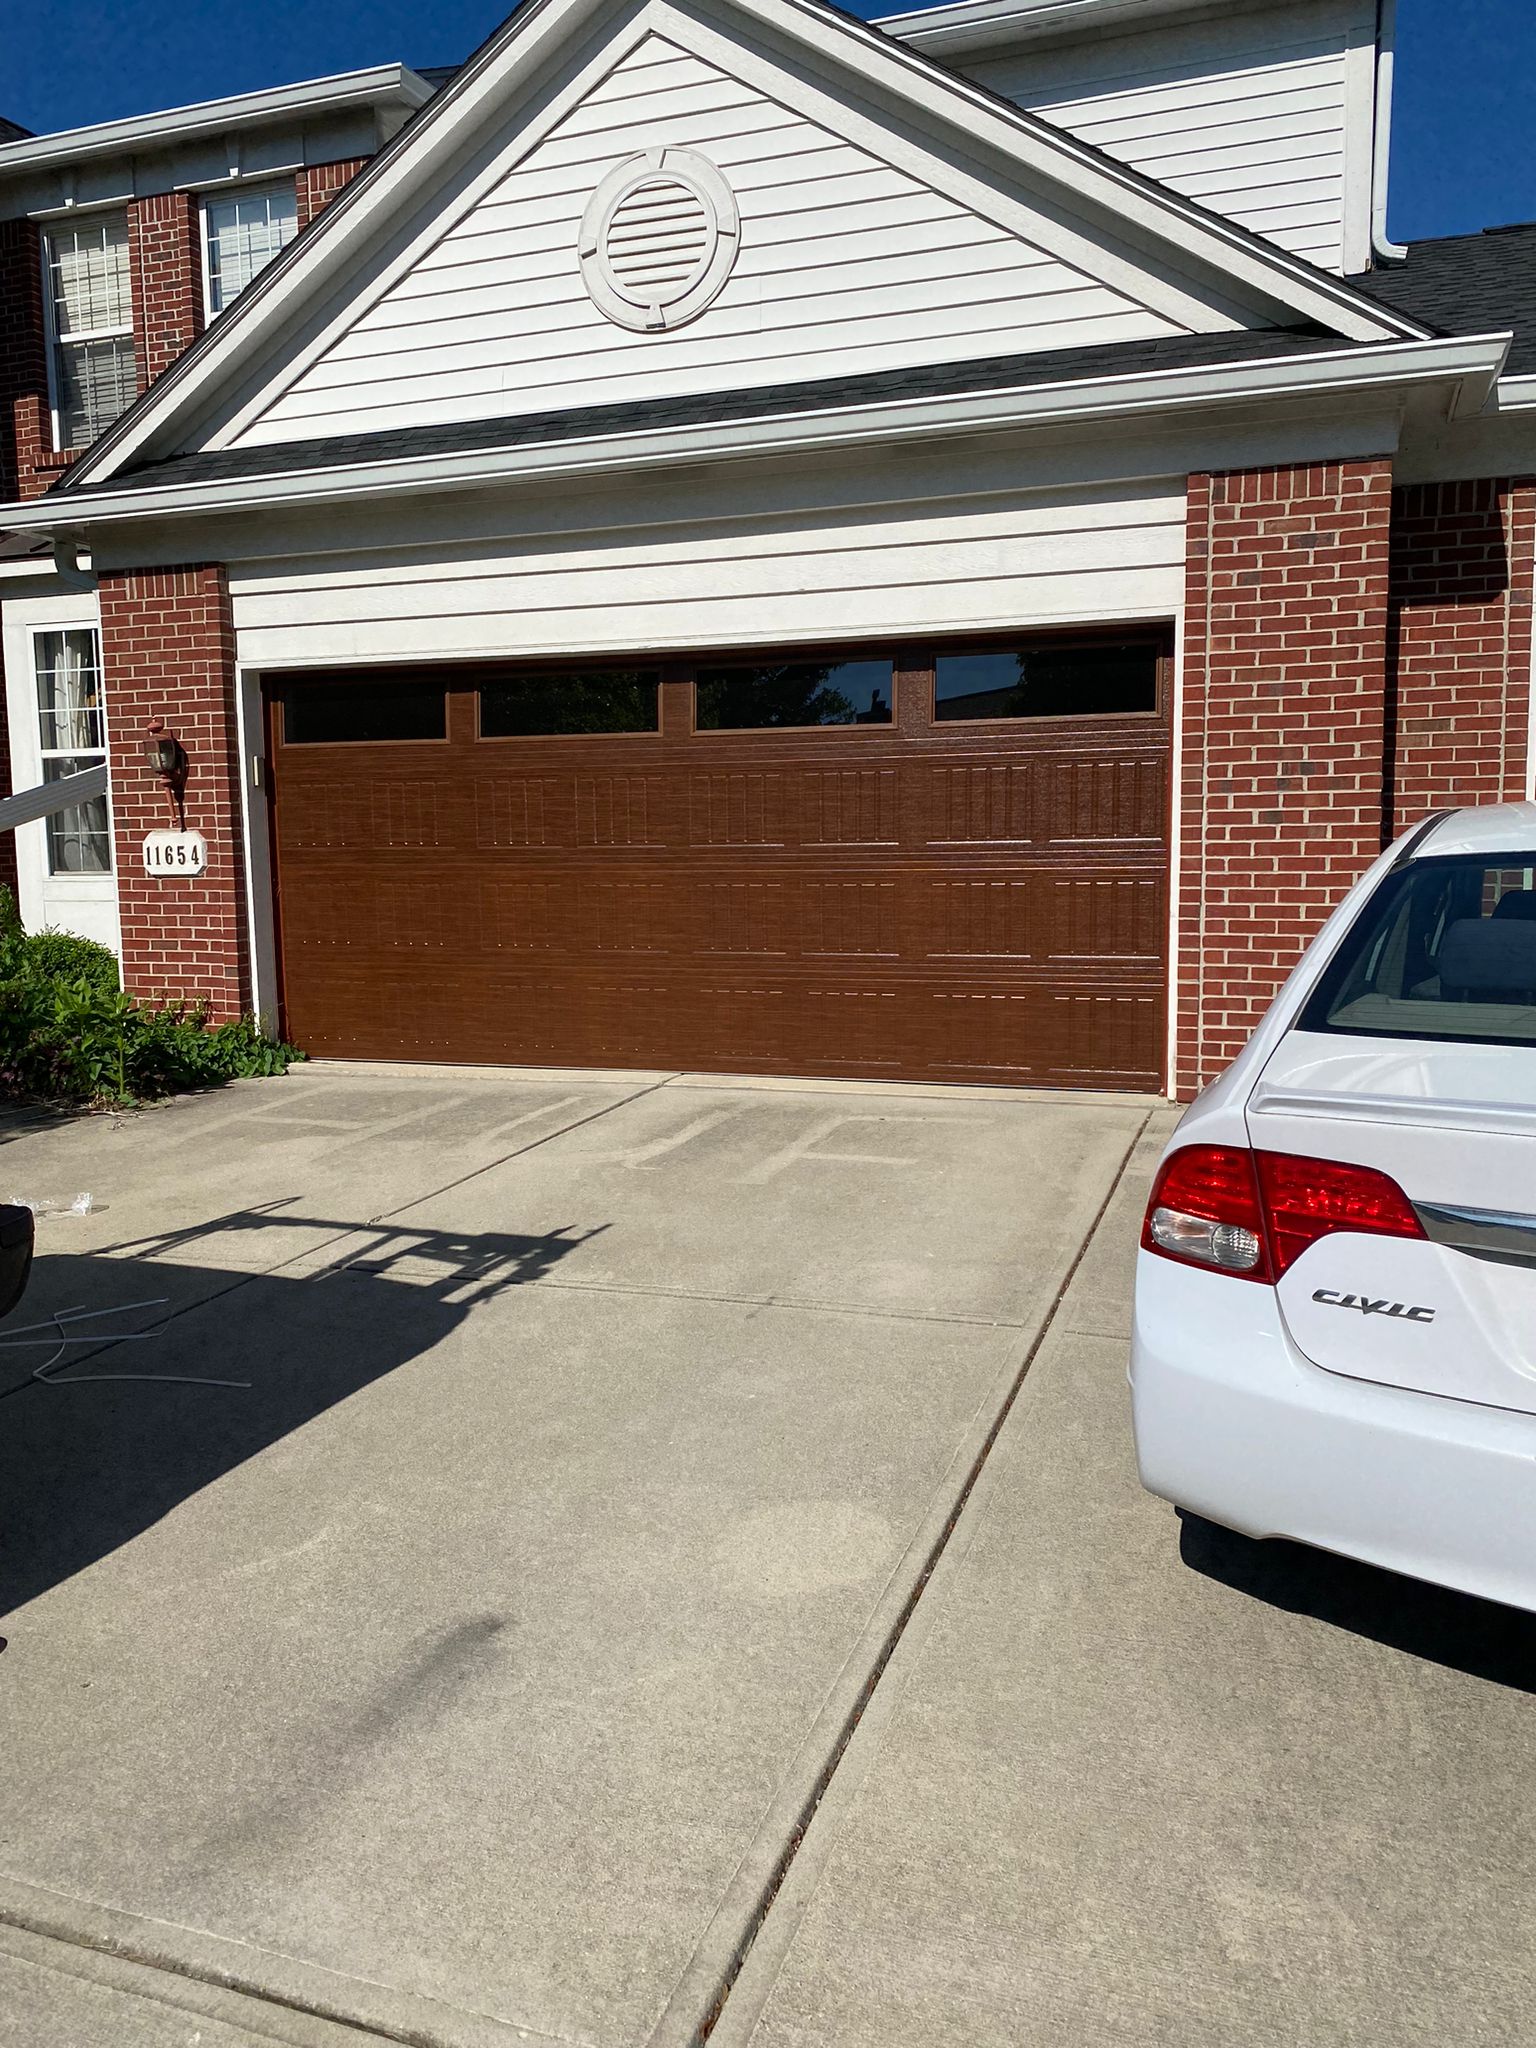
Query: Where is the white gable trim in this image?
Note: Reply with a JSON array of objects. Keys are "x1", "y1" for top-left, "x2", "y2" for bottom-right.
[
  {"x1": 10, "y1": 334, "x2": 1506, "y2": 535},
  {"x1": 203, "y1": 12, "x2": 665, "y2": 451},
  {"x1": 717, "y1": 0, "x2": 1410, "y2": 336},
  {"x1": 57, "y1": 0, "x2": 1428, "y2": 493},
  {"x1": 650, "y1": 1, "x2": 1253, "y2": 332}
]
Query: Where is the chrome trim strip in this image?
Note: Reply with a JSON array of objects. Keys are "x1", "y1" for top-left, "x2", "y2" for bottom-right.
[{"x1": 1416, "y1": 1201, "x2": 1536, "y2": 1270}]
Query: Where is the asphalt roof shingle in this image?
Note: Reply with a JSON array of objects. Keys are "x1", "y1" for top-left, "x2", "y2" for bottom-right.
[
  {"x1": 67, "y1": 328, "x2": 1360, "y2": 497},
  {"x1": 1346, "y1": 223, "x2": 1536, "y2": 373}
]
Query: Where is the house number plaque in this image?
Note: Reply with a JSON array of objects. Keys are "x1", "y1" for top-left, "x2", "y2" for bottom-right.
[{"x1": 143, "y1": 829, "x2": 208, "y2": 876}]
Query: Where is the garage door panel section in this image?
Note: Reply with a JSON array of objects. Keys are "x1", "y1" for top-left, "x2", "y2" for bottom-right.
[{"x1": 269, "y1": 672, "x2": 1169, "y2": 1087}]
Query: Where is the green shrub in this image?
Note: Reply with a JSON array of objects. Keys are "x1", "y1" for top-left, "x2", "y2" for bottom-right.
[
  {"x1": 0, "y1": 902, "x2": 301, "y2": 1107},
  {"x1": 19, "y1": 927, "x2": 120, "y2": 993}
]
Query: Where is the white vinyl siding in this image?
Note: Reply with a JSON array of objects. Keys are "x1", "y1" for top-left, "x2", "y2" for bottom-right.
[
  {"x1": 950, "y1": 0, "x2": 1373, "y2": 274},
  {"x1": 228, "y1": 475, "x2": 1186, "y2": 668},
  {"x1": 43, "y1": 213, "x2": 138, "y2": 451},
  {"x1": 203, "y1": 183, "x2": 300, "y2": 317},
  {"x1": 239, "y1": 34, "x2": 1184, "y2": 447}
]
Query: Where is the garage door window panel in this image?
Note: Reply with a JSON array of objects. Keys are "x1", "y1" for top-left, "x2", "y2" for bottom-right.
[
  {"x1": 695, "y1": 658, "x2": 894, "y2": 732},
  {"x1": 479, "y1": 668, "x2": 661, "y2": 738},
  {"x1": 282, "y1": 679, "x2": 448, "y2": 745},
  {"x1": 934, "y1": 639, "x2": 1162, "y2": 723}
]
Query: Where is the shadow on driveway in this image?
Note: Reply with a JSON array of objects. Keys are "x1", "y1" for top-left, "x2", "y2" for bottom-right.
[
  {"x1": 0, "y1": 1208, "x2": 604, "y2": 1618},
  {"x1": 1179, "y1": 1510, "x2": 1536, "y2": 1694}
]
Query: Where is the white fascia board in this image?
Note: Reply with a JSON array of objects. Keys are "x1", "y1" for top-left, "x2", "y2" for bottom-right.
[
  {"x1": 0, "y1": 66, "x2": 434, "y2": 179},
  {"x1": 1496, "y1": 375, "x2": 1536, "y2": 411},
  {"x1": 5, "y1": 334, "x2": 1508, "y2": 536},
  {"x1": 57, "y1": 0, "x2": 1426, "y2": 494},
  {"x1": 876, "y1": 0, "x2": 1245, "y2": 56}
]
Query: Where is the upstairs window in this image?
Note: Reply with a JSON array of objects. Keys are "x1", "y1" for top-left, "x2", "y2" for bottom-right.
[
  {"x1": 43, "y1": 213, "x2": 137, "y2": 452},
  {"x1": 203, "y1": 184, "x2": 299, "y2": 316}
]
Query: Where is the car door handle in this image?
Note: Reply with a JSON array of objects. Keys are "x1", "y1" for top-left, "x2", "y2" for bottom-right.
[{"x1": 1416, "y1": 1201, "x2": 1536, "y2": 1270}]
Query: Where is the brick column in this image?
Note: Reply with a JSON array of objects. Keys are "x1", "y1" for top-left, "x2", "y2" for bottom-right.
[
  {"x1": 1177, "y1": 459, "x2": 1394, "y2": 1097},
  {"x1": 0, "y1": 214, "x2": 74, "y2": 500},
  {"x1": 99, "y1": 565, "x2": 250, "y2": 1017},
  {"x1": 295, "y1": 158, "x2": 371, "y2": 230},
  {"x1": 128, "y1": 191, "x2": 204, "y2": 389},
  {"x1": 1387, "y1": 478, "x2": 1536, "y2": 834}
]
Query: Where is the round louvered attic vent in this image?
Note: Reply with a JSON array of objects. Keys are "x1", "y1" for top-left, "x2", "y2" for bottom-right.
[{"x1": 579, "y1": 148, "x2": 739, "y2": 333}]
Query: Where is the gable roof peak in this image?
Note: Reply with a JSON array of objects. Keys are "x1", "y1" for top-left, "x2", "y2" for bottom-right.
[{"x1": 52, "y1": 0, "x2": 1429, "y2": 498}]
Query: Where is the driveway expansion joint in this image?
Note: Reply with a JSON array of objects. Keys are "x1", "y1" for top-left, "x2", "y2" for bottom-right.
[{"x1": 644, "y1": 1110, "x2": 1153, "y2": 2048}]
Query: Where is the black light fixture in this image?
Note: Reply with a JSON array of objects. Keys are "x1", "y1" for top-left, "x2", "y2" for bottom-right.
[{"x1": 142, "y1": 719, "x2": 189, "y2": 829}]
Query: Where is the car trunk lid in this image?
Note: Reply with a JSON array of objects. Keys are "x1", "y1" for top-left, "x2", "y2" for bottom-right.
[{"x1": 1249, "y1": 1033, "x2": 1536, "y2": 1415}]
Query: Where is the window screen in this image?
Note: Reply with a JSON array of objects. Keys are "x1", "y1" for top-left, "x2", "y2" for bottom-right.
[
  {"x1": 282, "y1": 679, "x2": 447, "y2": 745},
  {"x1": 934, "y1": 640, "x2": 1160, "y2": 721},
  {"x1": 33, "y1": 629, "x2": 111, "y2": 875},
  {"x1": 1300, "y1": 855, "x2": 1536, "y2": 1048},
  {"x1": 695, "y1": 658, "x2": 893, "y2": 730},
  {"x1": 44, "y1": 215, "x2": 137, "y2": 451},
  {"x1": 204, "y1": 184, "x2": 299, "y2": 315},
  {"x1": 479, "y1": 668, "x2": 660, "y2": 736}
]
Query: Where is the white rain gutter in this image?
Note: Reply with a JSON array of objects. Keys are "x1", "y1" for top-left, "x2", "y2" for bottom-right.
[
  {"x1": 0, "y1": 332, "x2": 1510, "y2": 536},
  {"x1": 878, "y1": 0, "x2": 1201, "y2": 57},
  {"x1": 0, "y1": 66, "x2": 434, "y2": 180}
]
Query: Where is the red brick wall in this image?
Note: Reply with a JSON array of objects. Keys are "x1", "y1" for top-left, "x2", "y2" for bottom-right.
[
  {"x1": 295, "y1": 158, "x2": 371, "y2": 229},
  {"x1": 1, "y1": 160, "x2": 372, "y2": 507},
  {"x1": 1178, "y1": 459, "x2": 1394, "y2": 1096},
  {"x1": 129, "y1": 191, "x2": 203, "y2": 388},
  {"x1": 0, "y1": 215, "x2": 74, "y2": 501},
  {"x1": 99, "y1": 565, "x2": 250, "y2": 1018},
  {"x1": 1387, "y1": 478, "x2": 1536, "y2": 834}
]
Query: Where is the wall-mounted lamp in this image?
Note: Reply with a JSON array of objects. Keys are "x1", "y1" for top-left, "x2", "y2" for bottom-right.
[{"x1": 143, "y1": 719, "x2": 189, "y2": 830}]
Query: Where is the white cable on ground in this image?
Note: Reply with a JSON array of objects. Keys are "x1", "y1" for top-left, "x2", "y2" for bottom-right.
[{"x1": 0, "y1": 1299, "x2": 252, "y2": 1388}]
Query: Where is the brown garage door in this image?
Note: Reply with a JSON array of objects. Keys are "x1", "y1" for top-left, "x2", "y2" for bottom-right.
[{"x1": 266, "y1": 635, "x2": 1171, "y2": 1089}]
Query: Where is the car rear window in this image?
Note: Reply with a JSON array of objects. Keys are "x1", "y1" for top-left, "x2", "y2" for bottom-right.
[{"x1": 1300, "y1": 853, "x2": 1536, "y2": 1047}]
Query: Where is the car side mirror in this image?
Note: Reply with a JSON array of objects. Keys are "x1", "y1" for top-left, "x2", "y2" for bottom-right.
[{"x1": 0, "y1": 1204, "x2": 36, "y2": 1321}]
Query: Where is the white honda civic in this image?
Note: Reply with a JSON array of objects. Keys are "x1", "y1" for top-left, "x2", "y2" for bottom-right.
[{"x1": 1132, "y1": 801, "x2": 1536, "y2": 1612}]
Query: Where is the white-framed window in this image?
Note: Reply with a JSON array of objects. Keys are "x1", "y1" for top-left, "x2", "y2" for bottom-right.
[
  {"x1": 32, "y1": 628, "x2": 112, "y2": 875},
  {"x1": 201, "y1": 182, "x2": 299, "y2": 318},
  {"x1": 42, "y1": 212, "x2": 138, "y2": 453}
]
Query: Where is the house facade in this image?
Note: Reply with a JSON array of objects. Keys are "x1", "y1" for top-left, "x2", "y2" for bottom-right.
[{"x1": 1, "y1": 0, "x2": 1532, "y2": 1098}]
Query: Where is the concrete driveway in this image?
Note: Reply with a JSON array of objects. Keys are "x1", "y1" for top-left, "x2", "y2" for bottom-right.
[
  {"x1": 1, "y1": 1065, "x2": 1531, "y2": 2048},
  {"x1": 0, "y1": 1063, "x2": 1150, "y2": 2048}
]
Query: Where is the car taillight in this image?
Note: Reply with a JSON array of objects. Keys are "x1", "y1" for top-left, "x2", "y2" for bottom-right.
[
  {"x1": 1141, "y1": 1145, "x2": 1271, "y2": 1281},
  {"x1": 1141, "y1": 1145, "x2": 1424, "y2": 1284},
  {"x1": 1253, "y1": 1150, "x2": 1425, "y2": 1276}
]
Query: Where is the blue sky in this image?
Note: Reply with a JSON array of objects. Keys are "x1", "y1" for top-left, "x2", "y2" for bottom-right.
[{"x1": 3, "y1": 0, "x2": 1532, "y2": 245}]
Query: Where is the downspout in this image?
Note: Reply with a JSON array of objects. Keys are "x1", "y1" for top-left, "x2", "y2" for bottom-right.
[{"x1": 1372, "y1": 0, "x2": 1408, "y2": 260}]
